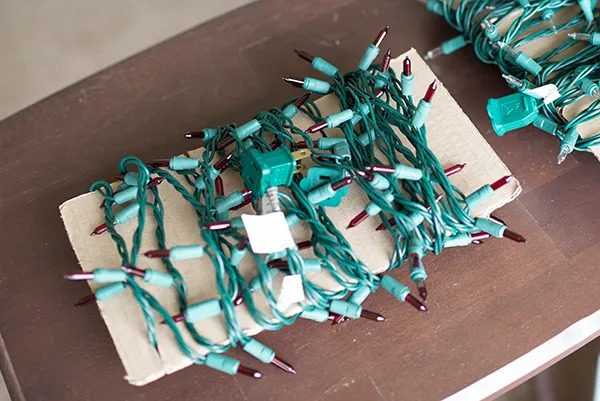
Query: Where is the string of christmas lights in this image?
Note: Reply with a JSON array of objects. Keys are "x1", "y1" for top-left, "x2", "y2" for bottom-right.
[
  {"x1": 65, "y1": 26, "x2": 525, "y2": 379},
  {"x1": 422, "y1": 0, "x2": 599, "y2": 163}
]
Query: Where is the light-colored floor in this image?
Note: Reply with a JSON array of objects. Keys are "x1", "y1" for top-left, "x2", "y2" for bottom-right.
[
  {"x1": 0, "y1": 0, "x2": 255, "y2": 120},
  {"x1": 0, "y1": 1, "x2": 596, "y2": 400}
]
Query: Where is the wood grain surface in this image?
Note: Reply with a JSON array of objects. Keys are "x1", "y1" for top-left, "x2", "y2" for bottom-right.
[{"x1": 0, "y1": 0, "x2": 599, "y2": 400}]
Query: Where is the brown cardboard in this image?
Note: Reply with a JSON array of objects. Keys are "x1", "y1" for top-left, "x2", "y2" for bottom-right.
[{"x1": 59, "y1": 49, "x2": 521, "y2": 385}]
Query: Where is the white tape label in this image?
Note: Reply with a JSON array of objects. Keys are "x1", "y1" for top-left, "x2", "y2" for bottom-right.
[{"x1": 241, "y1": 212, "x2": 295, "y2": 254}]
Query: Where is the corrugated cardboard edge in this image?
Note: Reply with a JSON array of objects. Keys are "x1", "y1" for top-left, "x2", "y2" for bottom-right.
[{"x1": 59, "y1": 48, "x2": 521, "y2": 385}]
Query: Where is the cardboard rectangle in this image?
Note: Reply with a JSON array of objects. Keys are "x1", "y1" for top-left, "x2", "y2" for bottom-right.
[{"x1": 59, "y1": 49, "x2": 521, "y2": 385}]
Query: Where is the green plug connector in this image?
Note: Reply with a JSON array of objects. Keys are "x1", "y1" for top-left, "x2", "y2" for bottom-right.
[
  {"x1": 241, "y1": 147, "x2": 295, "y2": 197},
  {"x1": 486, "y1": 92, "x2": 539, "y2": 136},
  {"x1": 557, "y1": 127, "x2": 579, "y2": 164}
]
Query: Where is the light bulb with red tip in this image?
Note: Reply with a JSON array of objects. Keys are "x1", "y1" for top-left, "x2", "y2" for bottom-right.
[
  {"x1": 488, "y1": 214, "x2": 506, "y2": 226},
  {"x1": 233, "y1": 295, "x2": 244, "y2": 306},
  {"x1": 296, "y1": 240, "x2": 312, "y2": 251},
  {"x1": 306, "y1": 121, "x2": 329, "y2": 134},
  {"x1": 503, "y1": 229, "x2": 527, "y2": 243},
  {"x1": 372, "y1": 25, "x2": 389, "y2": 48},
  {"x1": 90, "y1": 223, "x2": 108, "y2": 236},
  {"x1": 360, "y1": 309, "x2": 386, "y2": 322},
  {"x1": 144, "y1": 249, "x2": 171, "y2": 258},
  {"x1": 490, "y1": 175, "x2": 513, "y2": 191},
  {"x1": 101, "y1": 176, "x2": 166, "y2": 208},
  {"x1": 236, "y1": 365, "x2": 263, "y2": 379},
  {"x1": 269, "y1": 139, "x2": 281, "y2": 150},
  {"x1": 294, "y1": 49, "x2": 314, "y2": 63},
  {"x1": 271, "y1": 356, "x2": 296, "y2": 374},
  {"x1": 295, "y1": 140, "x2": 319, "y2": 149},
  {"x1": 231, "y1": 190, "x2": 253, "y2": 210},
  {"x1": 294, "y1": 92, "x2": 311, "y2": 108},
  {"x1": 203, "y1": 220, "x2": 234, "y2": 231},
  {"x1": 161, "y1": 312, "x2": 186, "y2": 325},
  {"x1": 215, "y1": 176, "x2": 224, "y2": 197},
  {"x1": 405, "y1": 293, "x2": 428, "y2": 312},
  {"x1": 74, "y1": 294, "x2": 97, "y2": 307},
  {"x1": 382, "y1": 49, "x2": 392, "y2": 73},
  {"x1": 403, "y1": 57, "x2": 412, "y2": 76},
  {"x1": 121, "y1": 266, "x2": 147, "y2": 278},
  {"x1": 346, "y1": 210, "x2": 369, "y2": 229},
  {"x1": 410, "y1": 253, "x2": 428, "y2": 302},
  {"x1": 443, "y1": 163, "x2": 466, "y2": 177},
  {"x1": 214, "y1": 152, "x2": 233, "y2": 171},
  {"x1": 64, "y1": 272, "x2": 94, "y2": 281},
  {"x1": 148, "y1": 159, "x2": 170, "y2": 168},
  {"x1": 424, "y1": 80, "x2": 438, "y2": 103},
  {"x1": 216, "y1": 136, "x2": 235, "y2": 151},
  {"x1": 182, "y1": 131, "x2": 205, "y2": 139},
  {"x1": 331, "y1": 176, "x2": 355, "y2": 191},
  {"x1": 471, "y1": 232, "x2": 491, "y2": 242}
]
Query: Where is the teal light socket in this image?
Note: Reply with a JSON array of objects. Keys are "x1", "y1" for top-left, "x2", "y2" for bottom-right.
[
  {"x1": 312, "y1": 57, "x2": 339, "y2": 78},
  {"x1": 576, "y1": 78, "x2": 599, "y2": 96},
  {"x1": 205, "y1": 353, "x2": 239, "y2": 375},
  {"x1": 358, "y1": 44, "x2": 380, "y2": 71},
  {"x1": 282, "y1": 104, "x2": 298, "y2": 119},
  {"x1": 401, "y1": 73, "x2": 415, "y2": 97},
  {"x1": 358, "y1": 129, "x2": 376, "y2": 146},
  {"x1": 92, "y1": 268, "x2": 128, "y2": 283},
  {"x1": 330, "y1": 300, "x2": 361, "y2": 319},
  {"x1": 347, "y1": 285, "x2": 371, "y2": 305},
  {"x1": 95, "y1": 282, "x2": 127, "y2": 301},
  {"x1": 380, "y1": 275, "x2": 409, "y2": 302},
  {"x1": 143, "y1": 269, "x2": 174, "y2": 287},
  {"x1": 113, "y1": 186, "x2": 137, "y2": 205},
  {"x1": 216, "y1": 191, "x2": 245, "y2": 214},
  {"x1": 486, "y1": 93, "x2": 539, "y2": 136},
  {"x1": 426, "y1": 0, "x2": 444, "y2": 15},
  {"x1": 444, "y1": 233, "x2": 473, "y2": 247},
  {"x1": 512, "y1": 52, "x2": 542, "y2": 76},
  {"x1": 300, "y1": 166, "x2": 348, "y2": 207},
  {"x1": 475, "y1": 218, "x2": 506, "y2": 238},
  {"x1": 533, "y1": 115, "x2": 558, "y2": 135},
  {"x1": 300, "y1": 306, "x2": 329, "y2": 322},
  {"x1": 368, "y1": 173, "x2": 390, "y2": 191},
  {"x1": 170, "y1": 245, "x2": 204, "y2": 260},
  {"x1": 303, "y1": 258, "x2": 322, "y2": 272},
  {"x1": 202, "y1": 128, "x2": 217, "y2": 140},
  {"x1": 235, "y1": 119, "x2": 261, "y2": 140},
  {"x1": 243, "y1": 339, "x2": 275, "y2": 364},
  {"x1": 465, "y1": 185, "x2": 494, "y2": 209},
  {"x1": 408, "y1": 236, "x2": 424, "y2": 258},
  {"x1": 412, "y1": 99, "x2": 432, "y2": 129},
  {"x1": 169, "y1": 157, "x2": 200, "y2": 170},
  {"x1": 441, "y1": 35, "x2": 468, "y2": 55},
  {"x1": 393, "y1": 164, "x2": 423, "y2": 181},
  {"x1": 326, "y1": 109, "x2": 354, "y2": 128},
  {"x1": 230, "y1": 247, "x2": 247, "y2": 267},
  {"x1": 114, "y1": 203, "x2": 140, "y2": 225},
  {"x1": 302, "y1": 77, "x2": 330, "y2": 94},
  {"x1": 124, "y1": 172, "x2": 139, "y2": 187},
  {"x1": 185, "y1": 299, "x2": 222, "y2": 322}
]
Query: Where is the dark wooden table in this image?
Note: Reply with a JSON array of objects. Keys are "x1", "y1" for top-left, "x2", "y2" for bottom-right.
[{"x1": 1, "y1": 0, "x2": 599, "y2": 400}]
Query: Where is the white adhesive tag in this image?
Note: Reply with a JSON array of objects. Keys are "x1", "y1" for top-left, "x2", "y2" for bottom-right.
[
  {"x1": 241, "y1": 212, "x2": 295, "y2": 254},
  {"x1": 276, "y1": 274, "x2": 305, "y2": 310},
  {"x1": 528, "y1": 84, "x2": 561, "y2": 105}
]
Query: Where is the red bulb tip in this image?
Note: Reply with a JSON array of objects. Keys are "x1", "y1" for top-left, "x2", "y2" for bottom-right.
[
  {"x1": 361, "y1": 309, "x2": 386, "y2": 322},
  {"x1": 503, "y1": 229, "x2": 527, "y2": 243},
  {"x1": 307, "y1": 121, "x2": 329, "y2": 134},
  {"x1": 443, "y1": 163, "x2": 466, "y2": 177},
  {"x1": 182, "y1": 131, "x2": 204, "y2": 139},
  {"x1": 403, "y1": 57, "x2": 412, "y2": 76},
  {"x1": 64, "y1": 272, "x2": 94, "y2": 281},
  {"x1": 74, "y1": 294, "x2": 97, "y2": 307},
  {"x1": 405, "y1": 294, "x2": 428, "y2": 312},
  {"x1": 382, "y1": 48, "x2": 392, "y2": 73},
  {"x1": 424, "y1": 80, "x2": 438, "y2": 103},
  {"x1": 233, "y1": 295, "x2": 244, "y2": 306},
  {"x1": 294, "y1": 49, "x2": 314, "y2": 63},
  {"x1": 347, "y1": 210, "x2": 369, "y2": 229},
  {"x1": 490, "y1": 175, "x2": 513, "y2": 191},
  {"x1": 237, "y1": 365, "x2": 263, "y2": 379},
  {"x1": 90, "y1": 223, "x2": 108, "y2": 236},
  {"x1": 373, "y1": 25, "x2": 389, "y2": 47},
  {"x1": 296, "y1": 240, "x2": 312, "y2": 251},
  {"x1": 144, "y1": 249, "x2": 171, "y2": 258}
]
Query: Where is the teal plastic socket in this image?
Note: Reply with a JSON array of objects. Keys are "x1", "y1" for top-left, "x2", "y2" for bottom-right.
[
  {"x1": 374, "y1": 72, "x2": 389, "y2": 90},
  {"x1": 286, "y1": 213, "x2": 301, "y2": 227},
  {"x1": 235, "y1": 119, "x2": 261, "y2": 141},
  {"x1": 114, "y1": 203, "x2": 140, "y2": 225},
  {"x1": 358, "y1": 129, "x2": 376, "y2": 146},
  {"x1": 303, "y1": 258, "x2": 322, "y2": 272},
  {"x1": 185, "y1": 299, "x2": 222, "y2": 322},
  {"x1": 333, "y1": 141, "x2": 351, "y2": 160},
  {"x1": 95, "y1": 282, "x2": 127, "y2": 301},
  {"x1": 401, "y1": 73, "x2": 415, "y2": 97},
  {"x1": 113, "y1": 186, "x2": 137, "y2": 205},
  {"x1": 351, "y1": 102, "x2": 372, "y2": 125},
  {"x1": 325, "y1": 109, "x2": 354, "y2": 128},
  {"x1": 484, "y1": 23, "x2": 501, "y2": 42},
  {"x1": 169, "y1": 157, "x2": 200, "y2": 170},
  {"x1": 299, "y1": 306, "x2": 329, "y2": 322},
  {"x1": 303, "y1": 77, "x2": 331, "y2": 94},
  {"x1": 317, "y1": 137, "x2": 346, "y2": 150},
  {"x1": 380, "y1": 275, "x2": 409, "y2": 302},
  {"x1": 408, "y1": 236, "x2": 424, "y2": 258},
  {"x1": 170, "y1": 245, "x2": 205, "y2": 260},
  {"x1": 348, "y1": 284, "x2": 371, "y2": 305},
  {"x1": 577, "y1": 0, "x2": 594, "y2": 21},
  {"x1": 215, "y1": 191, "x2": 245, "y2": 214},
  {"x1": 441, "y1": 35, "x2": 468, "y2": 55},
  {"x1": 559, "y1": 127, "x2": 580, "y2": 156},
  {"x1": 507, "y1": 51, "x2": 542, "y2": 76},
  {"x1": 282, "y1": 104, "x2": 299, "y2": 119},
  {"x1": 243, "y1": 339, "x2": 275, "y2": 364},
  {"x1": 92, "y1": 268, "x2": 128, "y2": 283},
  {"x1": 312, "y1": 57, "x2": 339, "y2": 78},
  {"x1": 465, "y1": 185, "x2": 494, "y2": 210},
  {"x1": 330, "y1": 300, "x2": 361, "y2": 319},
  {"x1": 426, "y1": 0, "x2": 444, "y2": 15},
  {"x1": 392, "y1": 164, "x2": 423, "y2": 181},
  {"x1": 444, "y1": 233, "x2": 473, "y2": 247},
  {"x1": 241, "y1": 147, "x2": 295, "y2": 197},
  {"x1": 406, "y1": 211, "x2": 426, "y2": 231},
  {"x1": 143, "y1": 269, "x2": 174, "y2": 287},
  {"x1": 365, "y1": 191, "x2": 395, "y2": 217},
  {"x1": 412, "y1": 98, "x2": 432, "y2": 129},
  {"x1": 576, "y1": 78, "x2": 599, "y2": 96},
  {"x1": 518, "y1": 0, "x2": 531, "y2": 7},
  {"x1": 202, "y1": 128, "x2": 217, "y2": 140},
  {"x1": 410, "y1": 264, "x2": 427, "y2": 283},
  {"x1": 194, "y1": 165, "x2": 219, "y2": 191},
  {"x1": 300, "y1": 167, "x2": 349, "y2": 207},
  {"x1": 205, "y1": 353, "x2": 239, "y2": 375},
  {"x1": 475, "y1": 218, "x2": 506, "y2": 238},
  {"x1": 229, "y1": 246, "x2": 247, "y2": 267},
  {"x1": 486, "y1": 93, "x2": 539, "y2": 136},
  {"x1": 590, "y1": 33, "x2": 600, "y2": 46},
  {"x1": 533, "y1": 114, "x2": 558, "y2": 135},
  {"x1": 368, "y1": 173, "x2": 390, "y2": 191},
  {"x1": 123, "y1": 172, "x2": 139, "y2": 187},
  {"x1": 358, "y1": 44, "x2": 380, "y2": 71}
]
